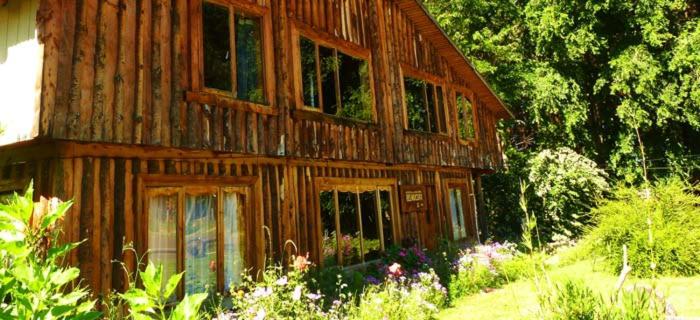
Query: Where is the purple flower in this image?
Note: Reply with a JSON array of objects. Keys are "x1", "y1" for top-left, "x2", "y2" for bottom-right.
[
  {"x1": 365, "y1": 275, "x2": 381, "y2": 285},
  {"x1": 306, "y1": 293, "x2": 322, "y2": 301}
]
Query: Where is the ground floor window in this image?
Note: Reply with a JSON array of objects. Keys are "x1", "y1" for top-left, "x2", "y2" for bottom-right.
[
  {"x1": 145, "y1": 185, "x2": 248, "y2": 298},
  {"x1": 448, "y1": 186, "x2": 468, "y2": 240},
  {"x1": 319, "y1": 182, "x2": 395, "y2": 267}
]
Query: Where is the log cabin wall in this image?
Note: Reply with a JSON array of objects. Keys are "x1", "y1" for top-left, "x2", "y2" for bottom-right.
[
  {"x1": 0, "y1": 142, "x2": 476, "y2": 295},
  {"x1": 0, "y1": 0, "x2": 508, "y2": 295},
  {"x1": 33, "y1": 0, "x2": 504, "y2": 168}
]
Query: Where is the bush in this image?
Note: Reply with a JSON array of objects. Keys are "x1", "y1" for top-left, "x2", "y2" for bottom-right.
[
  {"x1": 0, "y1": 185, "x2": 100, "y2": 319},
  {"x1": 528, "y1": 148, "x2": 609, "y2": 241},
  {"x1": 539, "y1": 280, "x2": 666, "y2": 320},
  {"x1": 226, "y1": 255, "x2": 350, "y2": 320},
  {"x1": 350, "y1": 268, "x2": 446, "y2": 320},
  {"x1": 585, "y1": 178, "x2": 700, "y2": 277},
  {"x1": 448, "y1": 242, "x2": 538, "y2": 299}
]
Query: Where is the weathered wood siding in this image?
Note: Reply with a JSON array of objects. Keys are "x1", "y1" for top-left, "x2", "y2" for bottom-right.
[
  {"x1": 32, "y1": 0, "x2": 504, "y2": 169},
  {"x1": 0, "y1": 144, "x2": 478, "y2": 294},
  {"x1": 0, "y1": 0, "x2": 42, "y2": 145}
]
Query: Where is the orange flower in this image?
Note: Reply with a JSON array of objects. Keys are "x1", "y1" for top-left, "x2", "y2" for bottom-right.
[{"x1": 292, "y1": 253, "x2": 310, "y2": 272}]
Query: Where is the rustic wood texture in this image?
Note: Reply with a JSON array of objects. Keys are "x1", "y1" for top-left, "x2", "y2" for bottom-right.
[{"x1": 30, "y1": 0, "x2": 507, "y2": 170}]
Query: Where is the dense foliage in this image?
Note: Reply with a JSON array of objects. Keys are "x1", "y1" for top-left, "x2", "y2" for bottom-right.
[
  {"x1": 0, "y1": 185, "x2": 100, "y2": 319},
  {"x1": 584, "y1": 179, "x2": 700, "y2": 277},
  {"x1": 528, "y1": 148, "x2": 609, "y2": 240},
  {"x1": 425, "y1": 0, "x2": 700, "y2": 243}
]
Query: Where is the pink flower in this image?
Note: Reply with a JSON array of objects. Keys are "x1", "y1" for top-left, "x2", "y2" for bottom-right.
[{"x1": 388, "y1": 263, "x2": 403, "y2": 277}]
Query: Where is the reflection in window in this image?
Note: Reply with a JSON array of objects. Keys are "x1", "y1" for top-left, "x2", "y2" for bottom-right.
[
  {"x1": 319, "y1": 45, "x2": 338, "y2": 115},
  {"x1": 146, "y1": 186, "x2": 246, "y2": 298},
  {"x1": 300, "y1": 37, "x2": 319, "y2": 109},
  {"x1": 338, "y1": 192, "x2": 361, "y2": 265},
  {"x1": 235, "y1": 14, "x2": 265, "y2": 104},
  {"x1": 185, "y1": 193, "x2": 217, "y2": 295},
  {"x1": 403, "y1": 76, "x2": 447, "y2": 134},
  {"x1": 379, "y1": 190, "x2": 393, "y2": 250},
  {"x1": 319, "y1": 186, "x2": 394, "y2": 266},
  {"x1": 202, "y1": 1, "x2": 266, "y2": 103},
  {"x1": 449, "y1": 187, "x2": 467, "y2": 240},
  {"x1": 456, "y1": 93, "x2": 475, "y2": 140},
  {"x1": 360, "y1": 191, "x2": 381, "y2": 261},
  {"x1": 320, "y1": 191, "x2": 337, "y2": 266},
  {"x1": 299, "y1": 36, "x2": 373, "y2": 122},
  {"x1": 147, "y1": 191, "x2": 178, "y2": 301},
  {"x1": 202, "y1": 2, "x2": 232, "y2": 92}
]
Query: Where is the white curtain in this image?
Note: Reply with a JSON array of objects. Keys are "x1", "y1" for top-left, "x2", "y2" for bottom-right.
[
  {"x1": 223, "y1": 192, "x2": 243, "y2": 290},
  {"x1": 147, "y1": 191, "x2": 177, "y2": 300}
]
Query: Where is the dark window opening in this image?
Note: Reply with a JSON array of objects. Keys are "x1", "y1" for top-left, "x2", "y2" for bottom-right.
[
  {"x1": 299, "y1": 36, "x2": 373, "y2": 122},
  {"x1": 456, "y1": 93, "x2": 476, "y2": 140},
  {"x1": 202, "y1": 1, "x2": 266, "y2": 104},
  {"x1": 319, "y1": 186, "x2": 394, "y2": 266},
  {"x1": 403, "y1": 76, "x2": 447, "y2": 134}
]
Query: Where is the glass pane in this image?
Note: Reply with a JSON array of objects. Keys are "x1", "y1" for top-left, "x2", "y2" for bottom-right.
[
  {"x1": 300, "y1": 37, "x2": 319, "y2": 109},
  {"x1": 319, "y1": 46, "x2": 338, "y2": 115},
  {"x1": 379, "y1": 190, "x2": 393, "y2": 249},
  {"x1": 203, "y1": 2, "x2": 232, "y2": 92},
  {"x1": 359, "y1": 191, "x2": 381, "y2": 261},
  {"x1": 457, "y1": 94, "x2": 475, "y2": 139},
  {"x1": 337, "y1": 51, "x2": 372, "y2": 122},
  {"x1": 426, "y1": 84, "x2": 438, "y2": 133},
  {"x1": 449, "y1": 188, "x2": 467, "y2": 240},
  {"x1": 338, "y1": 191, "x2": 361, "y2": 265},
  {"x1": 147, "y1": 190, "x2": 178, "y2": 301},
  {"x1": 320, "y1": 191, "x2": 337, "y2": 266},
  {"x1": 223, "y1": 192, "x2": 244, "y2": 291},
  {"x1": 235, "y1": 13, "x2": 265, "y2": 104},
  {"x1": 185, "y1": 192, "x2": 217, "y2": 294},
  {"x1": 404, "y1": 77, "x2": 427, "y2": 131},
  {"x1": 436, "y1": 86, "x2": 447, "y2": 133}
]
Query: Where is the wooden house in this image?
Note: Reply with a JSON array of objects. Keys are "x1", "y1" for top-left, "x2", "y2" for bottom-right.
[{"x1": 0, "y1": 0, "x2": 512, "y2": 296}]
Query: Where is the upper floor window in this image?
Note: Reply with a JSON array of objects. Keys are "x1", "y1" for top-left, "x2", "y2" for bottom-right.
[
  {"x1": 298, "y1": 36, "x2": 374, "y2": 122},
  {"x1": 455, "y1": 92, "x2": 476, "y2": 141},
  {"x1": 201, "y1": 1, "x2": 267, "y2": 104},
  {"x1": 319, "y1": 183, "x2": 395, "y2": 267},
  {"x1": 403, "y1": 77, "x2": 448, "y2": 134}
]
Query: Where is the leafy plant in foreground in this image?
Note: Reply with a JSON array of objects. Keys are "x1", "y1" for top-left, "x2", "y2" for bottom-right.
[{"x1": 0, "y1": 184, "x2": 100, "y2": 319}]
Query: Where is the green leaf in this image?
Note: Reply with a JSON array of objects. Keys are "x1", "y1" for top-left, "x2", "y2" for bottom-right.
[
  {"x1": 163, "y1": 272, "x2": 184, "y2": 302},
  {"x1": 170, "y1": 293, "x2": 208, "y2": 320},
  {"x1": 141, "y1": 262, "x2": 163, "y2": 297},
  {"x1": 50, "y1": 267, "x2": 80, "y2": 286}
]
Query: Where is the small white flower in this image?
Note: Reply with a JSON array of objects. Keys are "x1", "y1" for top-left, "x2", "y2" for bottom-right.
[
  {"x1": 292, "y1": 286, "x2": 302, "y2": 301},
  {"x1": 276, "y1": 276, "x2": 288, "y2": 286}
]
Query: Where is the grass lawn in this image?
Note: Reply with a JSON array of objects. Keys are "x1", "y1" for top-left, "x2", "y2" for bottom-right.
[{"x1": 437, "y1": 260, "x2": 700, "y2": 319}]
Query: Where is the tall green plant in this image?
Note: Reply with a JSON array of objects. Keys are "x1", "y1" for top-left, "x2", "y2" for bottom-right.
[{"x1": 0, "y1": 184, "x2": 100, "y2": 319}]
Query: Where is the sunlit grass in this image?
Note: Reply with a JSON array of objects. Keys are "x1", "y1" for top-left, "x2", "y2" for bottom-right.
[{"x1": 437, "y1": 260, "x2": 700, "y2": 319}]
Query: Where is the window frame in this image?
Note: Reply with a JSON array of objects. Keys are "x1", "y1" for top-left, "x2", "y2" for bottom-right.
[
  {"x1": 191, "y1": 0, "x2": 275, "y2": 111},
  {"x1": 443, "y1": 178, "x2": 478, "y2": 243},
  {"x1": 291, "y1": 24, "x2": 378, "y2": 124},
  {"x1": 139, "y1": 175, "x2": 258, "y2": 298},
  {"x1": 453, "y1": 86, "x2": 479, "y2": 145},
  {"x1": 315, "y1": 178, "x2": 399, "y2": 267},
  {"x1": 399, "y1": 65, "x2": 450, "y2": 136}
]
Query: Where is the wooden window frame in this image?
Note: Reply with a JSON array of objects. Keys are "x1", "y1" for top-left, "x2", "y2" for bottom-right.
[
  {"x1": 190, "y1": 0, "x2": 275, "y2": 113},
  {"x1": 291, "y1": 23, "x2": 378, "y2": 124},
  {"x1": 453, "y1": 86, "x2": 479, "y2": 146},
  {"x1": 314, "y1": 178, "x2": 399, "y2": 267},
  {"x1": 443, "y1": 178, "x2": 478, "y2": 243},
  {"x1": 138, "y1": 175, "x2": 260, "y2": 298},
  {"x1": 399, "y1": 64, "x2": 451, "y2": 136}
]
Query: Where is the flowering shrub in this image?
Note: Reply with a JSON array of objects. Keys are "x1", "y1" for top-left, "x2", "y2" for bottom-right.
[
  {"x1": 225, "y1": 255, "x2": 351, "y2": 320},
  {"x1": 381, "y1": 245, "x2": 432, "y2": 279},
  {"x1": 449, "y1": 242, "x2": 533, "y2": 298},
  {"x1": 351, "y1": 267, "x2": 447, "y2": 320}
]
